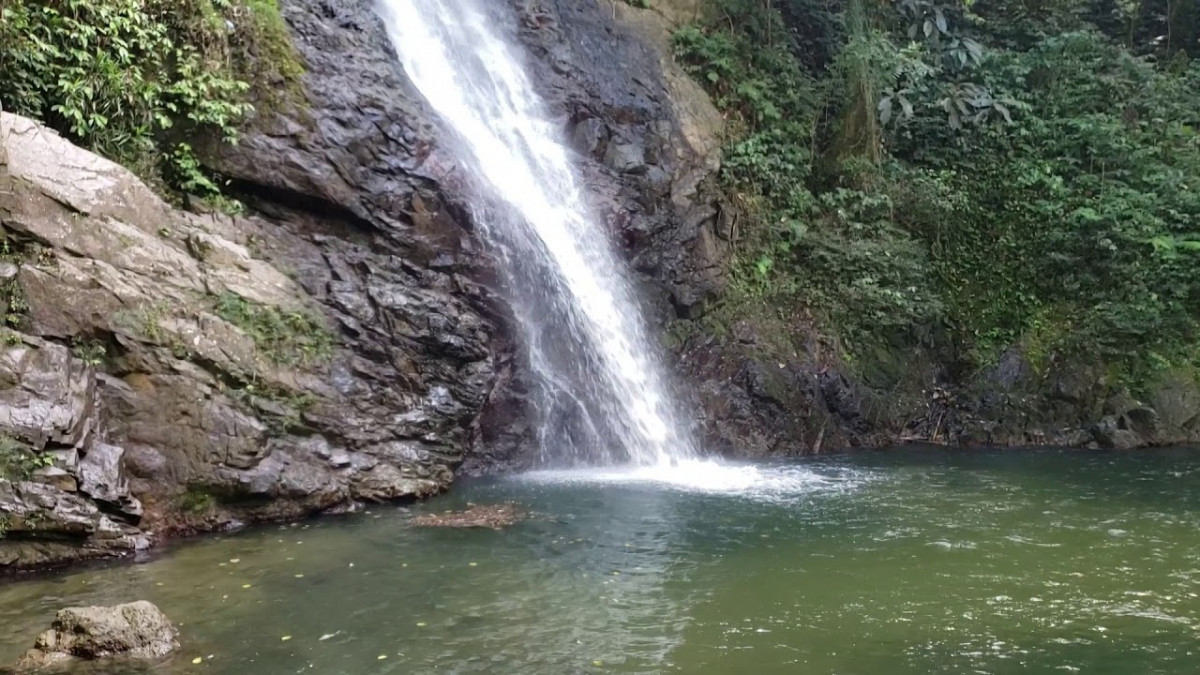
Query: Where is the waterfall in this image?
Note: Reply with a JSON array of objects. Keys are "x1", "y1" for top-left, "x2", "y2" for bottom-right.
[{"x1": 378, "y1": 0, "x2": 696, "y2": 467}]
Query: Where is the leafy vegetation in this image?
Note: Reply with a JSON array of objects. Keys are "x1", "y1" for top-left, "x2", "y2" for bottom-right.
[
  {"x1": 0, "y1": 0, "x2": 303, "y2": 200},
  {"x1": 71, "y1": 336, "x2": 109, "y2": 367},
  {"x1": 675, "y1": 0, "x2": 1200, "y2": 386},
  {"x1": 0, "y1": 435, "x2": 54, "y2": 482},
  {"x1": 179, "y1": 485, "x2": 217, "y2": 514},
  {"x1": 214, "y1": 292, "x2": 334, "y2": 367}
]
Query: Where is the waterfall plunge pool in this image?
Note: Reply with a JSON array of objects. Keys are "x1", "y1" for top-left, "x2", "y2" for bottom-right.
[{"x1": 2, "y1": 446, "x2": 1199, "y2": 674}]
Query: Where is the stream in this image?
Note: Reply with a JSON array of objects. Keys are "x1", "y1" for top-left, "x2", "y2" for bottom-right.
[{"x1": 2, "y1": 446, "x2": 1198, "y2": 674}]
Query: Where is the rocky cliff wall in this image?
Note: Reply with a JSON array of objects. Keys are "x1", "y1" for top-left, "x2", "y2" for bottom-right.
[{"x1": 0, "y1": 0, "x2": 729, "y2": 570}]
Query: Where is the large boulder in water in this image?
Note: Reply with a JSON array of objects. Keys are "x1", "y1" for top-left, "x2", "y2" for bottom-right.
[{"x1": 14, "y1": 601, "x2": 178, "y2": 671}]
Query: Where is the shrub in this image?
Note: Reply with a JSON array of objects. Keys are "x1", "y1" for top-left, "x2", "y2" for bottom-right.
[
  {"x1": 0, "y1": 0, "x2": 303, "y2": 198},
  {"x1": 214, "y1": 292, "x2": 334, "y2": 367},
  {"x1": 677, "y1": 0, "x2": 1200, "y2": 382}
]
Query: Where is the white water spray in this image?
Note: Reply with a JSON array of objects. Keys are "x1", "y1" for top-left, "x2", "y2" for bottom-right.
[{"x1": 378, "y1": 0, "x2": 696, "y2": 466}]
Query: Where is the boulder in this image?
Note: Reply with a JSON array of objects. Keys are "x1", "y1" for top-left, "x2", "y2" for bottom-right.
[
  {"x1": 15, "y1": 601, "x2": 178, "y2": 671},
  {"x1": 1091, "y1": 415, "x2": 1145, "y2": 450},
  {"x1": 76, "y1": 443, "x2": 143, "y2": 521},
  {"x1": 0, "y1": 338, "x2": 96, "y2": 454},
  {"x1": 603, "y1": 140, "x2": 648, "y2": 174},
  {"x1": 0, "y1": 481, "x2": 108, "y2": 538}
]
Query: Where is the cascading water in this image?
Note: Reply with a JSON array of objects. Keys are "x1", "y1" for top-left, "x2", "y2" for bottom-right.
[{"x1": 377, "y1": 0, "x2": 695, "y2": 467}]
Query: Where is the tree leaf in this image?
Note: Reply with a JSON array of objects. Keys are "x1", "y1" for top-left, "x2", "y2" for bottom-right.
[
  {"x1": 879, "y1": 97, "x2": 893, "y2": 125},
  {"x1": 924, "y1": 19, "x2": 934, "y2": 37},
  {"x1": 935, "y1": 8, "x2": 948, "y2": 33},
  {"x1": 964, "y1": 38, "x2": 984, "y2": 62}
]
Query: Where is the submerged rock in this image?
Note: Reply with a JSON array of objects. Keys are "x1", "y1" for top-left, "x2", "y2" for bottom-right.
[
  {"x1": 15, "y1": 601, "x2": 178, "y2": 671},
  {"x1": 411, "y1": 503, "x2": 527, "y2": 530}
]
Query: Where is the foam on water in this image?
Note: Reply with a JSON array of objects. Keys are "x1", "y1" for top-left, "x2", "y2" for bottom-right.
[{"x1": 516, "y1": 458, "x2": 872, "y2": 502}]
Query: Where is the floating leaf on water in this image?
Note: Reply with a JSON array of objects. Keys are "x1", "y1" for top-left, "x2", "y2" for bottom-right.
[
  {"x1": 281, "y1": 636, "x2": 292, "y2": 641},
  {"x1": 416, "y1": 622, "x2": 427, "y2": 627},
  {"x1": 319, "y1": 631, "x2": 341, "y2": 641},
  {"x1": 593, "y1": 660, "x2": 604, "y2": 666},
  {"x1": 468, "y1": 562, "x2": 478, "y2": 567},
  {"x1": 377, "y1": 655, "x2": 388, "y2": 660},
  {"x1": 242, "y1": 584, "x2": 252, "y2": 589},
  {"x1": 294, "y1": 574, "x2": 304, "y2": 578},
  {"x1": 192, "y1": 657, "x2": 203, "y2": 664}
]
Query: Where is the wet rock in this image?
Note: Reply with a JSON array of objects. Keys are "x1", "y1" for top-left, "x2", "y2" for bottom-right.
[
  {"x1": 1091, "y1": 416, "x2": 1144, "y2": 450},
  {"x1": 0, "y1": 481, "x2": 106, "y2": 537},
  {"x1": 15, "y1": 601, "x2": 178, "y2": 671},
  {"x1": 0, "y1": 337, "x2": 96, "y2": 454},
  {"x1": 1, "y1": 96, "x2": 492, "y2": 567},
  {"x1": 603, "y1": 141, "x2": 647, "y2": 174},
  {"x1": 0, "y1": 479, "x2": 143, "y2": 570},
  {"x1": 570, "y1": 118, "x2": 609, "y2": 158},
  {"x1": 1147, "y1": 371, "x2": 1200, "y2": 442},
  {"x1": 411, "y1": 503, "x2": 526, "y2": 529},
  {"x1": 77, "y1": 444, "x2": 142, "y2": 521},
  {"x1": 32, "y1": 466, "x2": 77, "y2": 493}
]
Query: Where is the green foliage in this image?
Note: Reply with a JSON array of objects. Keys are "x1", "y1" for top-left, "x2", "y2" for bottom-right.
[
  {"x1": 228, "y1": 0, "x2": 306, "y2": 110},
  {"x1": 0, "y1": 435, "x2": 54, "y2": 482},
  {"x1": 71, "y1": 337, "x2": 108, "y2": 367},
  {"x1": 0, "y1": 0, "x2": 303, "y2": 198},
  {"x1": 674, "y1": 0, "x2": 940, "y2": 352},
  {"x1": 680, "y1": 0, "x2": 1200, "y2": 380},
  {"x1": 214, "y1": 292, "x2": 334, "y2": 367},
  {"x1": 0, "y1": 278, "x2": 28, "y2": 330},
  {"x1": 897, "y1": 31, "x2": 1200, "y2": 373},
  {"x1": 0, "y1": 244, "x2": 29, "y2": 330},
  {"x1": 179, "y1": 485, "x2": 216, "y2": 514},
  {"x1": 113, "y1": 301, "x2": 170, "y2": 343},
  {"x1": 226, "y1": 377, "x2": 316, "y2": 435}
]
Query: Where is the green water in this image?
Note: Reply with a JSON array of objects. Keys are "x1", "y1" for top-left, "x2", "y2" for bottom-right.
[{"x1": 2, "y1": 447, "x2": 1199, "y2": 674}]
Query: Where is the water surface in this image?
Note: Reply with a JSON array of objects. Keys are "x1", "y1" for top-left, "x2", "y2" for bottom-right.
[{"x1": 2, "y1": 447, "x2": 1198, "y2": 674}]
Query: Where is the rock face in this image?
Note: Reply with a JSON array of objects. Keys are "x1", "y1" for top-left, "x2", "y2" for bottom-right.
[
  {"x1": 0, "y1": 104, "x2": 492, "y2": 568},
  {"x1": 0, "y1": 0, "x2": 726, "y2": 569},
  {"x1": 673, "y1": 311, "x2": 1200, "y2": 458},
  {"x1": 201, "y1": 0, "x2": 727, "y2": 474},
  {"x1": 15, "y1": 601, "x2": 177, "y2": 671}
]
